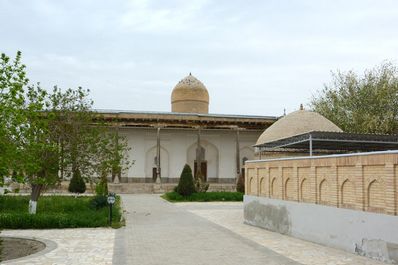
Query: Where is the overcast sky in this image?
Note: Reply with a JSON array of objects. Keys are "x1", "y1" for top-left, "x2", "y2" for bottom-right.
[{"x1": 1, "y1": 0, "x2": 398, "y2": 116}]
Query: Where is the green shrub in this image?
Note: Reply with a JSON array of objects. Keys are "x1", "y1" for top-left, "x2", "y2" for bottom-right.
[
  {"x1": 90, "y1": 195, "x2": 108, "y2": 210},
  {"x1": 194, "y1": 171, "x2": 209, "y2": 193},
  {"x1": 162, "y1": 191, "x2": 243, "y2": 202},
  {"x1": 236, "y1": 173, "x2": 245, "y2": 193},
  {"x1": 95, "y1": 177, "x2": 108, "y2": 196},
  {"x1": 68, "y1": 169, "x2": 86, "y2": 193},
  {"x1": 176, "y1": 164, "x2": 195, "y2": 196}
]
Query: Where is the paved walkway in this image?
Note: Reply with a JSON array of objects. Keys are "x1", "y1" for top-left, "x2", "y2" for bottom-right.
[
  {"x1": 115, "y1": 194, "x2": 300, "y2": 265},
  {"x1": 176, "y1": 202, "x2": 385, "y2": 265},
  {"x1": 0, "y1": 228, "x2": 114, "y2": 264},
  {"x1": 1, "y1": 195, "x2": 386, "y2": 265}
]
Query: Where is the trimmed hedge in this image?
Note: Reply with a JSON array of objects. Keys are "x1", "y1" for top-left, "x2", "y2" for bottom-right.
[
  {"x1": 162, "y1": 191, "x2": 244, "y2": 202},
  {"x1": 0, "y1": 195, "x2": 122, "y2": 229}
]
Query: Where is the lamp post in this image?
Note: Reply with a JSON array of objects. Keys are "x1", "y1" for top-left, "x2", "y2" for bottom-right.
[{"x1": 107, "y1": 192, "x2": 116, "y2": 226}]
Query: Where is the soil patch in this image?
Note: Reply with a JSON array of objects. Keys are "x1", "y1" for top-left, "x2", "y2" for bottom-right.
[{"x1": 0, "y1": 237, "x2": 45, "y2": 262}]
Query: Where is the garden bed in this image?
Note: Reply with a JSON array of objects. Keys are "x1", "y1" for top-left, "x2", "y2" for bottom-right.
[
  {"x1": 0, "y1": 195, "x2": 122, "y2": 229},
  {"x1": 0, "y1": 237, "x2": 45, "y2": 262},
  {"x1": 161, "y1": 192, "x2": 243, "y2": 202}
]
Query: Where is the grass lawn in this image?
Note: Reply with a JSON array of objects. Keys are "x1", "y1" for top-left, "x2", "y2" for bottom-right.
[
  {"x1": 0, "y1": 195, "x2": 122, "y2": 229},
  {"x1": 161, "y1": 191, "x2": 243, "y2": 202}
]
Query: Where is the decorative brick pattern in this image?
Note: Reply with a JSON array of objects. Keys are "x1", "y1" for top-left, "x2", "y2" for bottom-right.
[{"x1": 246, "y1": 152, "x2": 398, "y2": 215}]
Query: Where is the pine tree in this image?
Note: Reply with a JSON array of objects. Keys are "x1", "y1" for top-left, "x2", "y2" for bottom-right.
[
  {"x1": 177, "y1": 164, "x2": 195, "y2": 196},
  {"x1": 68, "y1": 169, "x2": 86, "y2": 193}
]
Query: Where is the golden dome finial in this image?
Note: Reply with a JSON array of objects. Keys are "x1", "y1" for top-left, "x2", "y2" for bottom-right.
[{"x1": 171, "y1": 74, "x2": 209, "y2": 114}]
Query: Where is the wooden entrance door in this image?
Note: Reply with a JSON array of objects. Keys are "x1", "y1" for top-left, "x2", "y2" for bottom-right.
[
  {"x1": 194, "y1": 161, "x2": 207, "y2": 181},
  {"x1": 152, "y1": 168, "x2": 160, "y2": 182}
]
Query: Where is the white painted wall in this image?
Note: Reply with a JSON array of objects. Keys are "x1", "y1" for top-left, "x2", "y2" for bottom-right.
[
  {"x1": 119, "y1": 127, "x2": 261, "y2": 182},
  {"x1": 244, "y1": 195, "x2": 398, "y2": 263}
]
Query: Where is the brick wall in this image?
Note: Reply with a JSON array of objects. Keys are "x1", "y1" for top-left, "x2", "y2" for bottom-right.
[{"x1": 245, "y1": 151, "x2": 398, "y2": 215}]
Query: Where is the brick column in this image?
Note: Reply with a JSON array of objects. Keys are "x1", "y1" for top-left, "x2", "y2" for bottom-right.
[
  {"x1": 244, "y1": 164, "x2": 250, "y2": 195},
  {"x1": 331, "y1": 165, "x2": 338, "y2": 208},
  {"x1": 384, "y1": 163, "x2": 396, "y2": 215},
  {"x1": 355, "y1": 163, "x2": 365, "y2": 211},
  {"x1": 293, "y1": 166, "x2": 299, "y2": 202},
  {"x1": 311, "y1": 165, "x2": 317, "y2": 204},
  {"x1": 255, "y1": 167, "x2": 260, "y2": 196},
  {"x1": 264, "y1": 166, "x2": 270, "y2": 198},
  {"x1": 279, "y1": 166, "x2": 283, "y2": 200},
  {"x1": 266, "y1": 166, "x2": 271, "y2": 198}
]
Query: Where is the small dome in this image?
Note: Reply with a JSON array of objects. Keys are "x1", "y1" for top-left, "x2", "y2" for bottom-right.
[
  {"x1": 256, "y1": 109, "x2": 342, "y2": 145},
  {"x1": 171, "y1": 73, "x2": 209, "y2": 114}
]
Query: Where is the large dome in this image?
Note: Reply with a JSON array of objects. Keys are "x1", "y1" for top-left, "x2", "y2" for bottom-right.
[
  {"x1": 171, "y1": 73, "x2": 209, "y2": 114},
  {"x1": 256, "y1": 108, "x2": 342, "y2": 145}
]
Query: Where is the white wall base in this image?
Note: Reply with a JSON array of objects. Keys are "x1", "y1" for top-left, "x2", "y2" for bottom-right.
[{"x1": 244, "y1": 195, "x2": 398, "y2": 263}]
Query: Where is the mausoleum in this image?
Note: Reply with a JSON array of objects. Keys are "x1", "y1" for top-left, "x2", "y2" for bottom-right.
[{"x1": 99, "y1": 74, "x2": 277, "y2": 192}]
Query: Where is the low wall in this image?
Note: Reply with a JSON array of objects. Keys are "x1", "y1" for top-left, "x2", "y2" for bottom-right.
[
  {"x1": 14, "y1": 182, "x2": 236, "y2": 194},
  {"x1": 244, "y1": 195, "x2": 398, "y2": 263},
  {"x1": 245, "y1": 150, "x2": 398, "y2": 215},
  {"x1": 109, "y1": 183, "x2": 236, "y2": 194},
  {"x1": 244, "y1": 150, "x2": 398, "y2": 262}
]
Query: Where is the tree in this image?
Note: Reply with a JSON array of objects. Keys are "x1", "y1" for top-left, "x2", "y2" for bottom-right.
[
  {"x1": 176, "y1": 164, "x2": 196, "y2": 196},
  {"x1": 0, "y1": 52, "x2": 58, "y2": 214},
  {"x1": 49, "y1": 87, "x2": 131, "y2": 191},
  {"x1": 236, "y1": 173, "x2": 245, "y2": 193},
  {"x1": 311, "y1": 61, "x2": 398, "y2": 134},
  {"x1": 20, "y1": 85, "x2": 60, "y2": 214},
  {"x1": 68, "y1": 169, "x2": 86, "y2": 193},
  {"x1": 0, "y1": 52, "x2": 28, "y2": 184},
  {"x1": 0, "y1": 52, "x2": 132, "y2": 214}
]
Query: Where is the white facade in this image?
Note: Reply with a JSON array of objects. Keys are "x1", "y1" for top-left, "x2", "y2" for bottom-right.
[{"x1": 119, "y1": 127, "x2": 261, "y2": 183}]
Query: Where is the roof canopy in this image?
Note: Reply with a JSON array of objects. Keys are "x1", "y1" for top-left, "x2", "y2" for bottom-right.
[
  {"x1": 96, "y1": 110, "x2": 276, "y2": 131},
  {"x1": 255, "y1": 131, "x2": 398, "y2": 152}
]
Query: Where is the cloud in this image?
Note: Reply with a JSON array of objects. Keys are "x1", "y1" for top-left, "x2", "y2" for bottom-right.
[
  {"x1": 119, "y1": 0, "x2": 210, "y2": 32},
  {"x1": 1, "y1": 0, "x2": 398, "y2": 116}
]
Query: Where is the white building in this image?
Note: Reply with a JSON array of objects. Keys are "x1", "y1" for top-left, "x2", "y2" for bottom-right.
[{"x1": 100, "y1": 74, "x2": 276, "y2": 189}]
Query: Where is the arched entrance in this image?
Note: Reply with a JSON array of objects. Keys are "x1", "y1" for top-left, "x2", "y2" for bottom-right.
[
  {"x1": 187, "y1": 140, "x2": 219, "y2": 182},
  {"x1": 145, "y1": 146, "x2": 169, "y2": 182}
]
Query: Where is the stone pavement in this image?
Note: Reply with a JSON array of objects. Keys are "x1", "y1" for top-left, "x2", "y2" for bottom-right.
[
  {"x1": 0, "y1": 195, "x2": 387, "y2": 265},
  {"x1": 115, "y1": 194, "x2": 300, "y2": 265},
  {"x1": 176, "y1": 201, "x2": 386, "y2": 265},
  {"x1": 0, "y1": 228, "x2": 114, "y2": 264}
]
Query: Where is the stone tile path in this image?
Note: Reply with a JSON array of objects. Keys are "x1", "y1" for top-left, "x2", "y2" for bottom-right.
[
  {"x1": 116, "y1": 194, "x2": 300, "y2": 265},
  {"x1": 0, "y1": 195, "x2": 387, "y2": 265},
  {"x1": 0, "y1": 228, "x2": 114, "y2": 264},
  {"x1": 176, "y1": 201, "x2": 386, "y2": 265}
]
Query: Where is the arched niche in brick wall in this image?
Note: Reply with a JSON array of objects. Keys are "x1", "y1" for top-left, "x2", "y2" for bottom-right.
[
  {"x1": 367, "y1": 179, "x2": 386, "y2": 213},
  {"x1": 341, "y1": 179, "x2": 356, "y2": 208}
]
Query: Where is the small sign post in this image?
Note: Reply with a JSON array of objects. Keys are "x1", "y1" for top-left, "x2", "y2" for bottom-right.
[{"x1": 107, "y1": 192, "x2": 116, "y2": 226}]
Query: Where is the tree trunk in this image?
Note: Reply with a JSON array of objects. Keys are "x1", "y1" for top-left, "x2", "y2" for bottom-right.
[
  {"x1": 29, "y1": 184, "x2": 43, "y2": 214},
  {"x1": 60, "y1": 139, "x2": 64, "y2": 180}
]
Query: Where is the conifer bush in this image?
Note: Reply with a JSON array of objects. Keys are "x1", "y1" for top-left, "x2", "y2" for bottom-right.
[
  {"x1": 176, "y1": 164, "x2": 196, "y2": 196},
  {"x1": 68, "y1": 169, "x2": 86, "y2": 194}
]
